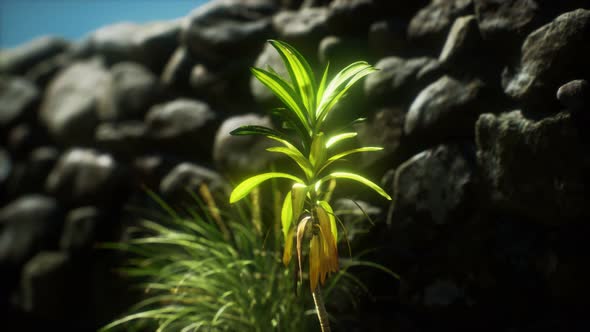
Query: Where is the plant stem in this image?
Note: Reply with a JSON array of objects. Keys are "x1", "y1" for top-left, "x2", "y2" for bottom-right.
[{"x1": 312, "y1": 285, "x2": 331, "y2": 332}]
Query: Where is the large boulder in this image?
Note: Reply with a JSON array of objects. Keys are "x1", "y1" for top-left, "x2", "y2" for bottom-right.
[
  {"x1": 476, "y1": 110, "x2": 590, "y2": 224},
  {"x1": 80, "y1": 20, "x2": 181, "y2": 72},
  {"x1": 438, "y1": 15, "x2": 487, "y2": 74},
  {"x1": 161, "y1": 46, "x2": 195, "y2": 90},
  {"x1": 145, "y1": 99, "x2": 219, "y2": 160},
  {"x1": 404, "y1": 75, "x2": 490, "y2": 145},
  {"x1": 40, "y1": 59, "x2": 110, "y2": 145},
  {"x1": 182, "y1": 0, "x2": 276, "y2": 63},
  {"x1": 160, "y1": 162, "x2": 227, "y2": 202},
  {"x1": 364, "y1": 56, "x2": 440, "y2": 107},
  {"x1": 213, "y1": 113, "x2": 279, "y2": 175},
  {"x1": 0, "y1": 36, "x2": 69, "y2": 75},
  {"x1": 272, "y1": 7, "x2": 330, "y2": 53},
  {"x1": 0, "y1": 196, "x2": 63, "y2": 271},
  {"x1": 557, "y1": 79, "x2": 589, "y2": 113},
  {"x1": 94, "y1": 121, "x2": 148, "y2": 157},
  {"x1": 502, "y1": 9, "x2": 590, "y2": 113},
  {"x1": 407, "y1": 0, "x2": 474, "y2": 54},
  {"x1": 46, "y1": 149, "x2": 129, "y2": 207},
  {"x1": 98, "y1": 62, "x2": 160, "y2": 122},
  {"x1": 3, "y1": 147, "x2": 59, "y2": 198},
  {"x1": 0, "y1": 76, "x2": 40, "y2": 130}
]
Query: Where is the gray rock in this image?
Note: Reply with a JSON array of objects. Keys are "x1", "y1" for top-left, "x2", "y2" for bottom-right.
[
  {"x1": 161, "y1": 46, "x2": 195, "y2": 89},
  {"x1": 189, "y1": 59, "x2": 254, "y2": 107},
  {"x1": 502, "y1": 9, "x2": 590, "y2": 113},
  {"x1": 405, "y1": 75, "x2": 487, "y2": 144},
  {"x1": 474, "y1": 0, "x2": 590, "y2": 60},
  {"x1": 25, "y1": 52, "x2": 72, "y2": 87},
  {"x1": 393, "y1": 144, "x2": 476, "y2": 227},
  {"x1": 326, "y1": 0, "x2": 379, "y2": 34},
  {"x1": 98, "y1": 62, "x2": 159, "y2": 121},
  {"x1": 20, "y1": 251, "x2": 77, "y2": 319},
  {"x1": 145, "y1": 99, "x2": 219, "y2": 158},
  {"x1": 40, "y1": 60, "x2": 110, "y2": 145},
  {"x1": 407, "y1": 0, "x2": 473, "y2": 53},
  {"x1": 0, "y1": 36, "x2": 69, "y2": 75},
  {"x1": 160, "y1": 162, "x2": 227, "y2": 200},
  {"x1": 182, "y1": 0, "x2": 276, "y2": 63},
  {"x1": 0, "y1": 76, "x2": 39, "y2": 129},
  {"x1": 59, "y1": 207, "x2": 102, "y2": 252},
  {"x1": 250, "y1": 43, "x2": 289, "y2": 105},
  {"x1": 4, "y1": 147, "x2": 59, "y2": 198},
  {"x1": 95, "y1": 121, "x2": 148, "y2": 156},
  {"x1": 476, "y1": 110, "x2": 590, "y2": 224},
  {"x1": 0, "y1": 196, "x2": 62, "y2": 269},
  {"x1": 213, "y1": 113, "x2": 278, "y2": 174},
  {"x1": 46, "y1": 149, "x2": 128, "y2": 206},
  {"x1": 424, "y1": 279, "x2": 465, "y2": 307},
  {"x1": 364, "y1": 56, "x2": 439, "y2": 107},
  {"x1": 317, "y1": 35, "x2": 368, "y2": 69},
  {"x1": 556, "y1": 79, "x2": 589, "y2": 113},
  {"x1": 272, "y1": 7, "x2": 329, "y2": 50},
  {"x1": 354, "y1": 107, "x2": 405, "y2": 168},
  {"x1": 439, "y1": 15, "x2": 483, "y2": 69},
  {"x1": 0, "y1": 149, "x2": 10, "y2": 189},
  {"x1": 82, "y1": 20, "x2": 181, "y2": 71},
  {"x1": 368, "y1": 19, "x2": 410, "y2": 57}
]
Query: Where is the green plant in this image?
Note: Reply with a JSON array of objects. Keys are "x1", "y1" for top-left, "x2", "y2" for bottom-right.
[
  {"x1": 100, "y1": 187, "x2": 312, "y2": 332},
  {"x1": 229, "y1": 40, "x2": 392, "y2": 332}
]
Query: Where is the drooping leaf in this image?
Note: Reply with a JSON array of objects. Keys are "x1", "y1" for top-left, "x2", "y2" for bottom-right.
[
  {"x1": 309, "y1": 234, "x2": 320, "y2": 292},
  {"x1": 282, "y1": 227, "x2": 295, "y2": 266},
  {"x1": 325, "y1": 132, "x2": 357, "y2": 148},
  {"x1": 269, "y1": 40, "x2": 317, "y2": 121},
  {"x1": 230, "y1": 172, "x2": 303, "y2": 203},
  {"x1": 267, "y1": 147, "x2": 313, "y2": 180},
  {"x1": 251, "y1": 67, "x2": 311, "y2": 132},
  {"x1": 318, "y1": 200, "x2": 337, "y2": 243},
  {"x1": 318, "y1": 147, "x2": 383, "y2": 175},
  {"x1": 321, "y1": 172, "x2": 391, "y2": 200},
  {"x1": 296, "y1": 215, "x2": 311, "y2": 284}
]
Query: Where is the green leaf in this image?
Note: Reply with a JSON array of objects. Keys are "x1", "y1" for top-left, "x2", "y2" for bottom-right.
[
  {"x1": 281, "y1": 191, "x2": 293, "y2": 242},
  {"x1": 309, "y1": 132, "x2": 327, "y2": 169},
  {"x1": 251, "y1": 67, "x2": 311, "y2": 132},
  {"x1": 326, "y1": 132, "x2": 357, "y2": 148},
  {"x1": 316, "y1": 62, "x2": 376, "y2": 124},
  {"x1": 291, "y1": 183, "x2": 308, "y2": 230},
  {"x1": 266, "y1": 147, "x2": 313, "y2": 180},
  {"x1": 321, "y1": 172, "x2": 391, "y2": 200},
  {"x1": 318, "y1": 147, "x2": 383, "y2": 175},
  {"x1": 230, "y1": 172, "x2": 304, "y2": 203},
  {"x1": 231, "y1": 125, "x2": 303, "y2": 155},
  {"x1": 269, "y1": 40, "x2": 317, "y2": 121},
  {"x1": 270, "y1": 108, "x2": 311, "y2": 148},
  {"x1": 316, "y1": 62, "x2": 330, "y2": 112}
]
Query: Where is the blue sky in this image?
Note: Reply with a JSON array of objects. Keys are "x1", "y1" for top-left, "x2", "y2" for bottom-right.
[{"x1": 0, "y1": 0, "x2": 209, "y2": 49}]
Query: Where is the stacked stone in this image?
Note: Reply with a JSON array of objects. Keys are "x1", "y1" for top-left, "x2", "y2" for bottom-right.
[{"x1": 1, "y1": 0, "x2": 589, "y2": 330}]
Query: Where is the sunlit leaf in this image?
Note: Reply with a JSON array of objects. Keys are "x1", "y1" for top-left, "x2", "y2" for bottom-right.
[
  {"x1": 291, "y1": 183, "x2": 308, "y2": 229},
  {"x1": 296, "y1": 215, "x2": 311, "y2": 284},
  {"x1": 230, "y1": 173, "x2": 303, "y2": 203},
  {"x1": 321, "y1": 172, "x2": 391, "y2": 200},
  {"x1": 318, "y1": 200, "x2": 337, "y2": 243},
  {"x1": 251, "y1": 67, "x2": 311, "y2": 132},
  {"x1": 267, "y1": 147, "x2": 313, "y2": 180},
  {"x1": 281, "y1": 191, "x2": 293, "y2": 241},
  {"x1": 269, "y1": 40, "x2": 317, "y2": 120},
  {"x1": 325, "y1": 132, "x2": 357, "y2": 148}
]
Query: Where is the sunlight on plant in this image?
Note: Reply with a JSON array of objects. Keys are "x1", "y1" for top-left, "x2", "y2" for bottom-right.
[{"x1": 230, "y1": 40, "x2": 392, "y2": 332}]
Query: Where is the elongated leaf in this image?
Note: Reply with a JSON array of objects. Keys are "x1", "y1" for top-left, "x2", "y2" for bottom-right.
[
  {"x1": 291, "y1": 183, "x2": 308, "y2": 229},
  {"x1": 321, "y1": 172, "x2": 391, "y2": 200},
  {"x1": 296, "y1": 215, "x2": 311, "y2": 284},
  {"x1": 281, "y1": 191, "x2": 293, "y2": 240},
  {"x1": 318, "y1": 200, "x2": 337, "y2": 242},
  {"x1": 309, "y1": 132, "x2": 327, "y2": 169},
  {"x1": 282, "y1": 227, "x2": 295, "y2": 266},
  {"x1": 318, "y1": 147, "x2": 383, "y2": 175},
  {"x1": 309, "y1": 235, "x2": 320, "y2": 292},
  {"x1": 269, "y1": 40, "x2": 317, "y2": 120},
  {"x1": 319, "y1": 65, "x2": 376, "y2": 123},
  {"x1": 230, "y1": 172, "x2": 303, "y2": 203},
  {"x1": 316, "y1": 62, "x2": 330, "y2": 111},
  {"x1": 267, "y1": 147, "x2": 313, "y2": 180},
  {"x1": 317, "y1": 62, "x2": 376, "y2": 123},
  {"x1": 231, "y1": 125, "x2": 304, "y2": 156},
  {"x1": 270, "y1": 108, "x2": 311, "y2": 148},
  {"x1": 251, "y1": 67, "x2": 311, "y2": 132},
  {"x1": 326, "y1": 132, "x2": 357, "y2": 148}
]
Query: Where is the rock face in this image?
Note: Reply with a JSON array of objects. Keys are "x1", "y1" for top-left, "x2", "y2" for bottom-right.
[
  {"x1": 2, "y1": 1, "x2": 590, "y2": 331},
  {"x1": 40, "y1": 60, "x2": 110, "y2": 145},
  {"x1": 476, "y1": 110, "x2": 590, "y2": 224},
  {"x1": 503, "y1": 9, "x2": 590, "y2": 112}
]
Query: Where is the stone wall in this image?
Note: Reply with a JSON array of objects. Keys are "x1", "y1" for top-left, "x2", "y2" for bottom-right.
[{"x1": 1, "y1": 0, "x2": 589, "y2": 331}]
